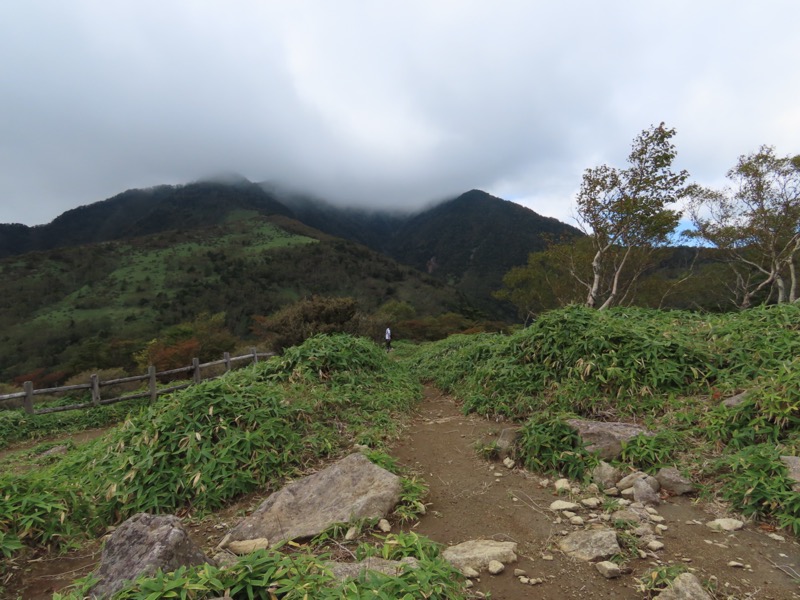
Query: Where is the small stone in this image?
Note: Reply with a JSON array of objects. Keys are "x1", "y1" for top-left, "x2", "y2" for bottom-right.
[
  {"x1": 603, "y1": 487, "x2": 619, "y2": 496},
  {"x1": 226, "y1": 538, "x2": 270, "y2": 554},
  {"x1": 503, "y1": 457, "x2": 515, "y2": 469},
  {"x1": 728, "y1": 561, "x2": 744, "y2": 568},
  {"x1": 706, "y1": 518, "x2": 744, "y2": 532},
  {"x1": 647, "y1": 541, "x2": 665, "y2": 551},
  {"x1": 616, "y1": 498, "x2": 632, "y2": 506},
  {"x1": 539, "y1": 478, "x2": 551, "y2": 488},
  {"x1": 620, "y1": 487, "x2": 635, "y2": 498},
  {"x1": 488, "y1": 560, "x2": 505, "y2": 575},
  {"x1": 462, "y1": 566, "x2": 480, "y2": 578},
  {"x1": 465, "y1": 579, "x2": 474, "y2": 588},
  {"x1": 595, "y1": 561, "x2": 621, "y2": 578},
  {"x1": 562, "y1": 511, "x2": 577, "y2": 518},
  {"x1": 529, "y1": 577, "x2": 544, "y2": 585},
  {"x1": 377, "y1": 519, "x2": 391, "y2": 533},
  {"x1": 655, "y1": 524, "x2": 668, "y2": 533},
  {"x1": 541, "y1": 554, "x2": 554, "y2": 561},
  {"x1": 768, "y1": 533, "x2": 785, "y2": 542},
  {"x1": 581, "y1": 497, "x2": 602, "y2": 508},
  {"x1": 570, "y1": 516, "x2": 585, "y2": 526},
  {"x1": 513, "y1": 568, "x2": 527, "y2": 577},
  {"x1": 415, "y1": 501, "x2": 427, "y2": 515},
  {"x1": 345, "y1": 527, "x2": 358, "y2": 541},
  {"x1": 550, "y1": 500, "x2": 580, "y2": 511},
  {"x1": 585, "y1": 483, "x2": 600, "y2": 494},
  {"x1": 493, "y1": 472, "x2": 503, "y2": 477},
  {"x1": 648, "y1": 515, "x2": 665, "y2": 524},
  {"x1": 554, "y1": 478, "x2": 571, "y2": 493},
  {"x1": 645, "y1": 507, "x2": 658, "y2": 515},
  {"x1": 518, "y1": 576, "x2": 530, "y2": 584}
]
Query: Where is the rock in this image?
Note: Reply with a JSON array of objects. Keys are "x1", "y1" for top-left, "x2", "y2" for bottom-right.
[
  {"x1": 656, "y1": 572, "x2": 713, "y2": 599},
  {"x1": 780, "y1": 456, "x2": 800, "y2": 492},
  {"x1": 345, "y1": 526, "x2": 358, "y2": 541},
  {"x1": 617, "y1": 471, "x2": 659, "y2": 491},
  {"x1": 226, "y1": 538, "x2": 270, "y2": 555},
  {"x1": 377, "y1": 519, "x2": 392, "y2": 533},
  {"x1": 502, "y1": 457, "x2": 515, "y2": 469},
  {"x1": 610, "y1": 508, "x2": 645, "y2": 525},
  {"x1": 768, "y1": 533, "x2": 785, "y2": 542},
  {"x1": 40, "y1": 445, "x2": 69, "y2": 457},
  {"x1": 727, "y1": 561, "x2": 744, "y2": 568},
  {"x1": 494, "y1": 427, "x2": 522, "y2": 458},
  {"x1": 211, "y1": 550, "x2": 237, "y2": 568},
  {"x1": 327, "y1": 557, "x2": 418, "y2": 580},
  {"x1": 89, "y1": 513, "x2": 213, "y2": 599},
  {"x1": 633, "y1": 478, "x2": 661, "y2": 506},
  {"x1": 558, "y1": 528, "x2": 621, "y2": 562},
  {"x1": 581, "y1": 497, "x2": 602, "y2": 509},
  {"x1": 462, "y1": 566, "x2": 480, "y2": 578},
  {"x1": 706, "y1": 518, "x2": 744, "y2": 532},
  {"x1": 591, "y1": 461, "x2": 623, "y2": 488},
  {"x1": 595, "y1": 561, "x2": 621, "y2": 578},
  {"x1": 488, "y1": 560, "x2": 505, "y2": 575},
  {"x1": 603, "y1": 487, "x2": 620, "y2": 496},
  {"x1": 647, "y1": 540, "x2": 665, "y2": 551},
  {"x1": 443, "y1": 540, "x2": 517, "y2": 572},
  {"x1": 722, "y1": 391, "x2": 748, "y2": 408},
  {"x1": 570, "y1": 516, "x2": 585, "y2": 526},
  {"x1": 554, "y1": 478, "x2": 571, "y2": 493},
  {"x1": 620, "y1": 487, "x2": 635, "y2": 498},
  {"x1": 225, "y1": 453, "x2": 401, "y2": 546},
  {"x1": 632, "y1": 523, "x2": 655, "y2": 538},
  {"x1": 513, "y1": 568, "x2": 527, "y2": 576},
  {"x1": 566, "y1": 419, "x2": 653, "y2": 460},
  {"x1": 550, "y1": 500, "x2": 579, "y2": 511},
  {"x1": 655, "y1": 467, "x2": 695, "y2": 495}
]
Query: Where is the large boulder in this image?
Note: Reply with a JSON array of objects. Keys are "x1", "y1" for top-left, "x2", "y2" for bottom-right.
[
  {"x1": 223, "y1": 453, "x2": 402, "y2": 547},
  {"x1": 566, "y1": 419, "x2": 653, "y2": 460},
  {"x1": 558, "y1": 528, "x2": 620, "y2": 562},
  {"x1": 89, "y1": 513, "x2": 213, "y2": 599}
]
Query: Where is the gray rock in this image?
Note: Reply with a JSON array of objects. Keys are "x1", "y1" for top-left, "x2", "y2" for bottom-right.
[
  {"x1": 550, "y1": 500, "x2": 579, "y2": 511},
  {"x1": 633, "y1": 478, "x2": 661, "y2": 506},
  {"x1": 327, "y1": 557, "x2": 418, "y2": 580},
  {"x1": 89, "y1": 513, "x2": 213, "y2": 599},
  {"x1": 655, "y1": 467, "x2": 695, "y2": 495},
  {"x1": 780, "y1": 456, "x2": 800, "y2": 493},
  {"x1": 722, "y1": 391, "x2": 748, "y2": 408},
  {"x1": 610, "y1": 508, "x2": 646, "y2": 525},
  {"x1": 595, "y1": 561, "x2": 621, "y2": 578},
  {"x1": 591, "y1": 461, "x2": 622, "y2": 488},
  {"x1": 224, "y1": 453, "x2": 401, "y2": 546},
  {"x1": 617, "y1": 471, "x2": 659, "y2": 491},
  {"x1": 495, "y1": 426, "x2": 522, "y2": 458},
  {"x1": 706, "y1": 518, "x2": 743, "y2": 532},
  {"x1": 488, "y1": 560, "x2": 505, "y2": 575},
  {"x1": 443, "y1": 539, "x2": 518, "y2": 572},
  {"x1": 558, "y1": 528, "x2": 620, "y2": 562},
  {"x1": 566, "y1": 419, "x2": 653, "y2": 460},
  {"x1": 656, "y1": 572, "x2": 713, "y2": 599}
]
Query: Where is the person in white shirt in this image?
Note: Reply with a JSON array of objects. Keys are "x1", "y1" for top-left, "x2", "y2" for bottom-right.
[{"x1": 385, "y1": 327, "x2": 392, "y2": 351}]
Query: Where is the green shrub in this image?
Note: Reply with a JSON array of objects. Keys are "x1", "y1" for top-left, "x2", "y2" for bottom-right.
[{"x1": 517, "y1": 414, "x2": 598, "y2": 480}]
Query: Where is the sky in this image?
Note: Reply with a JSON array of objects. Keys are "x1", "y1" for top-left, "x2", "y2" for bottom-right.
[{"x1": 1, "y1": 1, "x2": 798, "y2": 227}]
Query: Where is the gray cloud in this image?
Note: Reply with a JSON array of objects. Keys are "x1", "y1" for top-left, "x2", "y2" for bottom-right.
[{"x1": 1, "y1": 1, "x2": 798, "y2": 226}]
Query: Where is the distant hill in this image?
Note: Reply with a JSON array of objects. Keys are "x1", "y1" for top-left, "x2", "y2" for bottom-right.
[
  {"x1": 2, "y1": 181, "x2": 583, "y2": 317},
  {"x1": 0, "y1": 180, "x2": 292, "y2": 257}
]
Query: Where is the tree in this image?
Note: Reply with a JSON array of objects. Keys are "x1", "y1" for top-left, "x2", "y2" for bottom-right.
[
  {"x1": 686, "y1": 146, "x2": 800, "y2": 308},
  {"x1": 575, "y1": 124, "x2": 690, "y2": 309}
]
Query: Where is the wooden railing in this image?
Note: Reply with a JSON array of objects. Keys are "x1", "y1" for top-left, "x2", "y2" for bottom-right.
[{"x1": 0, "y1": 349, "x2": 275, "y2": 415}]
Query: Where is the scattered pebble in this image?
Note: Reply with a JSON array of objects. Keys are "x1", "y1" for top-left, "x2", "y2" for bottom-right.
[{"x1": 488, "y1": 560, "x2": 505, "y2": 575}]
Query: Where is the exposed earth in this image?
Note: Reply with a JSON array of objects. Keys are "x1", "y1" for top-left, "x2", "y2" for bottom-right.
[{"x1": 5, "y1": 386, "x2": 800, "y2": 599}]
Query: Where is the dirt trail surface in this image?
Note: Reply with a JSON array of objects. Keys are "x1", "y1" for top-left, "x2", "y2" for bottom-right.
[
  {"x1": 391, "y1": 386, "x2": 800, "y2": 599},
  {"x1": 7, "y1": 387, "x2": 800, "y2": 599}
]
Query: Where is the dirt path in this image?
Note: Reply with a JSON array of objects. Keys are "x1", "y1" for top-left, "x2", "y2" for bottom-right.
[
  {"x1": 391, "y1": 386, "x2": 800, "y2": 599},
  {"x1": 7, "y1": 387, "x2": 800, "y2": 599}
]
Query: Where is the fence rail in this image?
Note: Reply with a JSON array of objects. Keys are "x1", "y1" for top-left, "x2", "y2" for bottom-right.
[{"x1": 0, "y1": 349, "x2": 275, "y2": 415}]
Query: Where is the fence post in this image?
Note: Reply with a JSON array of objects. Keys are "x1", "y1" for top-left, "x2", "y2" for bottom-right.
[
  {"x1": 148, "y1": 366, "x2": 157, "y2": 403},
  {"x1": 224, "y1": 352, "x2": 231, "y2": 372},
  {"x1": 251, "y1": 347, "x2": 258, "y2": 364},
  {"x1": 192, "y1": 358, "x2": 201, "y2": 383},
  {"x1": 23, "y1": 381, "x2": 34, "y2": 414},
  {"x1": 91, "y1": 374, "x2": 100, "y2": 406}
]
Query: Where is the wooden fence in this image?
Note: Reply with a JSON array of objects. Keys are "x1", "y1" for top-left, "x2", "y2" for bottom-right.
[{"x1": 0, "y1": 349, "x2": 275, "y2": 416}]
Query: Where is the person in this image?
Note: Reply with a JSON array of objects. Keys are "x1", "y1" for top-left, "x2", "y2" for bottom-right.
[{"x1": 385, "y1": 326, "x2": 392, "y2": 352}]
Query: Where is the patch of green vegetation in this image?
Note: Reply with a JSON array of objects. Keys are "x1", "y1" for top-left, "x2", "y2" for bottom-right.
[
  {"x1": 408, "y1": 303, "x2": 800, "y2": 529},
  {"x1": 55, "y1": 537, "x2": 467, "y2": 600},
  {"x1": 0, "y1": 335, "x2": 420, "y2": 554}
]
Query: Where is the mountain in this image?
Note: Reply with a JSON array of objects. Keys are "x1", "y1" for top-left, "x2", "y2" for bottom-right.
[
  {"x1": 270, "y1": 189, "x2": 583, "y2": 316},
  {"x1": 0, "y1": 179, "x2": 293, "y2": 257}
]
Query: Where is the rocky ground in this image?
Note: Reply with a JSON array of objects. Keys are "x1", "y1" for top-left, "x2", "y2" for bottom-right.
[{"x1": 6, "y1": 386, "x2": 800, "y2": 599}]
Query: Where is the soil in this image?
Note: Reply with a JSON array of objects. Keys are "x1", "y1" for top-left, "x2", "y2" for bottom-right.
[{"x1": 5, "y1": 386, "x2": 800, "y2": 599}]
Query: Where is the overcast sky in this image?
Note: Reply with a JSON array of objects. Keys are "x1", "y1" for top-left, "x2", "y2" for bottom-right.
[{"x1": 1, "y1": 1, "x2": 798, "y2": 227}]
